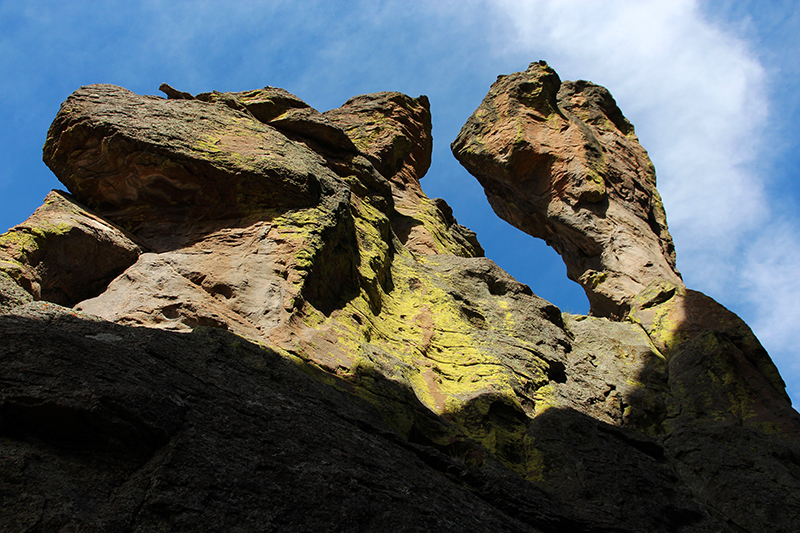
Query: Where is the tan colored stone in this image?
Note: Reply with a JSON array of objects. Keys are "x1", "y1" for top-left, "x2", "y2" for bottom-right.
[
  {"x1": 7, "y1": 77, "x2": 799, "y2": 533},
  {"x1": 43, "y1": 84, "x2": 336, "y2": 219}
]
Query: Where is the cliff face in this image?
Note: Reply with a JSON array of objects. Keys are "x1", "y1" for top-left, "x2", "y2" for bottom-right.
[{"x1": 1, "y1": 66, "x2": 799, "y2": 532}]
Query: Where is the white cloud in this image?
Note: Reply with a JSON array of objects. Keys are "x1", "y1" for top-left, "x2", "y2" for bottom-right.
[{"x1": 741, "y1": 221, "x2": 800, "y2": 367}]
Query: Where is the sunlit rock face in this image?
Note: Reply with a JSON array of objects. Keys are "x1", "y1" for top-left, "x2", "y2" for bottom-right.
[
  {"x1": 1, "y1": 70, "x2": 799, "y2": 532},
  {"x1": 453, "y1": 61, "x2": 682, "y2": 318}
]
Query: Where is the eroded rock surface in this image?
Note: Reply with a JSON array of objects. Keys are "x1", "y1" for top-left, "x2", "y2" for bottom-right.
[
  {"x1": 453, "y1": 61, "x2": 681, "y2": 318},
  {"x1": 0, "y1": 190, "x2": 140, "y2": 307},
  {"x1": 1, "y1": 73, "x2": 799, "y2": 532},
  {"x1": 453, "y1": 61, "x2": 800, "y2": 532},
  {"x1": 1, "y1": 302, "x2": 571, "y2": 533}
]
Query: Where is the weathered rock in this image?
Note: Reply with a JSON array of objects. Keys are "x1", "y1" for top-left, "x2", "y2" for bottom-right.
[
  {"x1": 325, "y1": 91, "x2": 482, "y2": 258},
  {"x1": 0, "y1": 190, "x2": 140, "y2": 307},
  {"x1": 624, "y1": 280, "x2": 800, "y2": 434},
  {"x1": 43, "y1": 84, "x2": 335, "y2": 219},
  {"x1": 163, "y1": 84, "x2": 359, "y2": 152},
  {"x1": 0, "y1": 270, "x2": 32, "y2": 313},
  {"x1": 557, "y1": 313, "x2": 670, "y2": 432},
  {"x1": 454, "y1": 62, "x2": 800, "y2": 532},
  {"x1": 452, "y1": 61, "x2": 681, "y2": 318},
  {"x1": 158, "y1": 82, "x2": 194, "y2": 100},
  {"x1": 38, "y1": 84, "x2": 522, "y2": 467},
  {"x1": 194, "y1": 86, "x2": 311, "y2": 123},
  {"x1": 324, "y1": 92, "x2": 432, "y2": 190},
  {"x1": 1, "y1": 302, "x2": 576, "y2": 533},
  {"x1": 0, "y1": 72, "x2": 798, "y2": 532}
]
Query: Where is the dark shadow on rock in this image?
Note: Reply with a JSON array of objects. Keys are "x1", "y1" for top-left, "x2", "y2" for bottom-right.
[
  {"x1": 624, "y1": 282, "x2": 800, "y2": 532},
  {"x1": 0, "y1": 190, "x2": 143, "y2": 308},
  {"x1": 0, "y1": 305, "x2": 560, "y2": 532},
  {"x1": 389, "y1": 209, "x2": 422, "y2": 248},
  {"x1": 523, "y1": 406, "x2": 715, "y2": 532},
  {"x1": 300, "y1": 200, "x2": 365, "y2": 316},
  {"x1": 7, "y1": 290, "x2": 799, "y2": 532}
]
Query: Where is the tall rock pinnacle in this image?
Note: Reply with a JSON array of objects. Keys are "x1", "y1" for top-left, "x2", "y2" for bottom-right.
[{"x1": 453, "y1": 61, "x2": 682, "y2": 318}]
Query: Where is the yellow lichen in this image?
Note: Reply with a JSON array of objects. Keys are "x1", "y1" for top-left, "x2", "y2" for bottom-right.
[{"x1": 246, "y1": 158, "x2": 559, "y2": 477}]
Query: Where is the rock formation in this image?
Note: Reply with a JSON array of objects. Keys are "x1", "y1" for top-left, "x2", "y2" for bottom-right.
[
  {"x1": 1, "y1": 66, "x2": 799, "y2": 532},
  {"x1": 452, "y1": 61, "x2": 680, "y2": 319}
]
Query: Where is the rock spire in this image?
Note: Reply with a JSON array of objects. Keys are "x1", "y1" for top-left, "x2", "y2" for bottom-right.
[{"x1": 453, "y1": 60, "x2": 682, "y2": 318}]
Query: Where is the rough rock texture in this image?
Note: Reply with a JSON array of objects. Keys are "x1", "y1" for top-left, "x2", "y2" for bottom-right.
[
  {"x1": 2, "y1": 302, "x2": 576, "y2": 533},
  {"x1": 453, "y1": 61, "x2": 681, "y2": 318},
  {"x1": 1, "y1": 71, "x2": 799, "y2": 532},
  {"x1": 451, "y1": 62, "x2": 800, "y2": 532},
  {"x1": 0, "y1": 190, "x2": 140, "y2": 308}
]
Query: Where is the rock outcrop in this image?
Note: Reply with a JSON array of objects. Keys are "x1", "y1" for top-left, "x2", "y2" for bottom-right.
[
  {"x1": 1, "y1": 68, "x2": 799, "y2": 532},
  {"x1": 453, "y1": 61, "x2": 681, "y2": 318}
]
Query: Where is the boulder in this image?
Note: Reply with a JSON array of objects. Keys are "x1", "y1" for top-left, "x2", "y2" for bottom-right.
[{"x1": 0, "y1": 190, "x2": 140, "y2": 307}]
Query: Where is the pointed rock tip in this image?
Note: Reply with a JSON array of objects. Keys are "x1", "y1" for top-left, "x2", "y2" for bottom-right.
[{"x1": 159, "y1": 83, "x2": 195, "y2": 100}]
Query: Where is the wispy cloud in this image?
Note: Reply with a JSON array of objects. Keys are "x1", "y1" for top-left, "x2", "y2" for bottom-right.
[
  {"x1": 487, "y1": 0, "x2": 769, "y2": 261},
  {"x1": 742, "y1": 221, "x2": 800, "y2": 358}
]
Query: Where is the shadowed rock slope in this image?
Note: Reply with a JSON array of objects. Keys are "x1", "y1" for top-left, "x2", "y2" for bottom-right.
[{"x1": 1, "y1": 71, "x2": 798, "y2": 532}]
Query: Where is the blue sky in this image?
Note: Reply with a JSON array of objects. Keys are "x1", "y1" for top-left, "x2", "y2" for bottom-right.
[{"x1": 2, "y1": 0, "x2": 799, "y2": 403}]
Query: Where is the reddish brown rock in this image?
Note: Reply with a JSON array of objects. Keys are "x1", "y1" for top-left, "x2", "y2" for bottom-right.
[
  {"x1": 1, "y1": 75, "x2": 799, "y2": 533},
  {"x1": 193, "y1": 85, "x2": 311, "y2": 122},
  {"x1": 324, "y1": 92, "x2": 432, "y2": 192},
  {"x1": 453, "y1": 62, "x2": 800, "y2": 532},
  {"x1": 626, "y1": 281, "x2": 797, "y2": 432},
  {"x1": 0, "y1": 190, "x2": 140, "y2": 307},
  {"x1": 43, "y1": 84, "x2": 334, "y2": 219},
  {"x1": 163, "y1": 84, "x2": 359, "y2": 153},
  {"x1": 325, "y1": 91, "x2": 482, "y2": 257},
  {"x1": 453, "y1": 61, "x2": 681, "y2": 318},
  {"x1": 2, "y1": 302, "x2": 584, "y2": 533}
]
